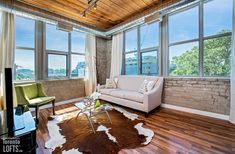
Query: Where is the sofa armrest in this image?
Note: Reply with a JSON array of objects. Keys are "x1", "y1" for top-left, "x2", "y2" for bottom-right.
[{"x1": 143, "y1": 78, "x2": 164, "y2": 112}]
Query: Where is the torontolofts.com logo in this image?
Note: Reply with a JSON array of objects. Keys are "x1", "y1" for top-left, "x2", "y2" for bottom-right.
[{"x1": 0, "y1": 137, "x2": 23, "y2": 153}]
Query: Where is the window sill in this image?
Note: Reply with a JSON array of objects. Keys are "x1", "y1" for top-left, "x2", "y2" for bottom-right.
[
  {"x1": 40, "y1": 77, "x2": 84, "y2": 82},
  {"x1": 14, "y1": 77, "x2": 85, "y2": 84}
]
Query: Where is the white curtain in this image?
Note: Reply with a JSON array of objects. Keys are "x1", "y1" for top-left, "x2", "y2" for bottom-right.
[
  {"x1": 110, "y1": 32, "x2": 123, "y2": 78},
  {"x1": 85, "y1": 34, "x2": 97, "y2": 96},
  {"x1": 0, "y1": 12, "x2": 16, "y2": 111},
  {"x1": 230, "y1": 0, "x2": 235, "y2": 124}
]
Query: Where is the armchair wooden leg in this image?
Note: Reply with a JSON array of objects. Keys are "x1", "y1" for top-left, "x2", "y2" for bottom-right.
[
  {"x1": 52, "y1": 100, "x2": 55, "y2": 115},
  {"x1": 35, "y1": 106, "x2": 39, "y2": 124}
]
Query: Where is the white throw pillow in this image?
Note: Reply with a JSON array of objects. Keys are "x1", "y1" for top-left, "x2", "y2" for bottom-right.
[
  {"x1": 139, "y1": 80, "x2": 156, "y2": 94},
  {"x1": 147, "y1": 80, "x2": 156, "y2": 92},
  {"x1": 105, "y1": 78, "x2": 117, "y2": 89},
  {"x1": 138, "y1": 80, "x2": 148, "y2": 94}
]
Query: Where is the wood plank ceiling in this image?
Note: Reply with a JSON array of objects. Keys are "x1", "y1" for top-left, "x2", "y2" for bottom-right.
[{"x1": 8, "y1": 0, "x2": 179, "y2": 31}]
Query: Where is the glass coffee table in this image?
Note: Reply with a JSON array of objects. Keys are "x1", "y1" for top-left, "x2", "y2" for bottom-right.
[{"x1": 75, "y1": 100, "x2": 112, "y2": 134}]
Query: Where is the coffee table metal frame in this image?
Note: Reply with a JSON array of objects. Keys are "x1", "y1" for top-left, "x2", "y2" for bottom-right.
[{"x1": 75, "y1": 102, "x2": 112, "y2": 133}]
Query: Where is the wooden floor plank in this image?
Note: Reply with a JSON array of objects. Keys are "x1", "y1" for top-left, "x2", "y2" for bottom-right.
[{"x1": 35, "y1": 102, "x2": 235, "y2": 154}]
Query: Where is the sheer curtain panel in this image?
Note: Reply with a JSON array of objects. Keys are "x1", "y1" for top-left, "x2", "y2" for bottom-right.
[
  {"x1": 0, "y1": 12, "x2": 16, "y2": 110},
  {"x1": 84, "y1": 34, "x2": 97, "y2": 96},
  {"x1": 110, "y1": 32, "x2": 123, "y2": 78}
]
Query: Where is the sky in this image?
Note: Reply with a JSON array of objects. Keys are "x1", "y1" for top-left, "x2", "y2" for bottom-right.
[
  {"x1": 140, "y1": 22, "x2": 159, "y2": 49},
  {"x1": 14, "y1": 0, "x2": 233, "y2": 71}
]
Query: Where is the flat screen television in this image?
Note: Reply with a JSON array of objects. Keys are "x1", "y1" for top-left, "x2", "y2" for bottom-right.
[{"x1": 5, "y1": 68, "x2": 15, "y2": 136}]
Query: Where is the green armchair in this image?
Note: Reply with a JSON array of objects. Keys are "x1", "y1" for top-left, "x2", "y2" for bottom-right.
[{"x1": 15, "y1": 83, "x2": 55, "y2": 124}]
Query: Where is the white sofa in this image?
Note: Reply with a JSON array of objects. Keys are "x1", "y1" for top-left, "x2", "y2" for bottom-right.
[{"x1": 99, "y1": 76, "x2": 164, "y2": 114}]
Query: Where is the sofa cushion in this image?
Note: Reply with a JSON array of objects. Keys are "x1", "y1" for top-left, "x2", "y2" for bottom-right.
[
  {"x1": 124, "y1": 91, "x2": 144, "y2": 103},
  {"x1": 100, "y1": 88, "x2": 116, "y2": 95},
  {"x1": 102, "y1": 88, "x2": 144, "y2": 103},
  {"x1": 110, "y1": 90, "x2": 125, "y2": 98}
]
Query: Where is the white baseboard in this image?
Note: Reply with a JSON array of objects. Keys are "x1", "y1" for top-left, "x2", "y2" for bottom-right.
[{"x1": 161, "y1": 104, "x2": 229, "y2": 121}]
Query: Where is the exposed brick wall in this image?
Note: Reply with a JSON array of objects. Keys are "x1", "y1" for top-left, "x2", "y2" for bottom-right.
[
  {"x1": 163, "y1": 77, "x2": 230, "y2": 115},
  {"x1": 96, "y1": 37, "x2": 112, "y2": 85},
  {"x1": 106, "y1": 39, "x2": 112, "y2": 78},
  {"x1": 41, "y1": 79, "x2": 85, "y2": 103}
]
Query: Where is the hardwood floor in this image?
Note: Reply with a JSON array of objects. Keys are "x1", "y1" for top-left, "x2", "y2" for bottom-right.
[{"x1": 36, "y1": 102, "x2": 235, "y2": 154}]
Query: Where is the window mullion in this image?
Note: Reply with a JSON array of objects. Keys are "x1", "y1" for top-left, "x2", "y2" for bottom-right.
[
  {"x1": 137, "y1": 26, "x2": 141, "y2": 75},
  {"x1": 165, "y1": 15, "x2": 169, "y2": 76},
  {"x1": 122, "y1": 32, "x2": 126, "y2": 75},
  {"x1": 68, "y1": 32, "x2": 71, "y2": 78},
  {"x1": 199, "y1": 1, "x2": 204, "y2": 77}
]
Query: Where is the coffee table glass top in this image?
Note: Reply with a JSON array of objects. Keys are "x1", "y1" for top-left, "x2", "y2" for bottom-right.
[{"x1": 75, "y1": 101, "x2": 112, "y2": 133}]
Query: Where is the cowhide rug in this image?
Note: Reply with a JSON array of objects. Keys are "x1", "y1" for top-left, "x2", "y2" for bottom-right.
[{"x1": 45, "y1": 104, "x2": 154, "y2": 154}]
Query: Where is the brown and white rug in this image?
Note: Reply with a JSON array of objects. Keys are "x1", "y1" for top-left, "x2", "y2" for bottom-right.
[{"x1": 45, "y1": 104, "x2": 154, "y2": 154}]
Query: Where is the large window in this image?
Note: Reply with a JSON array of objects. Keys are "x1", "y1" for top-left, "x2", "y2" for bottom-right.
[
  {"x1": 168, "y1": 0, "x2": 232, "y2": 77},
  {"x1": 124, "y1": 22, "x2": 159, "y2": 75},
  {"x1": 15, "y1": 16, "x2": 35, "y2": 80},
  {"x1": 168, "y1": 6, "x2": 199, "y2": 76},
  {"x1": 46, "y1": 24, "x2": 86, "y2": 78}
]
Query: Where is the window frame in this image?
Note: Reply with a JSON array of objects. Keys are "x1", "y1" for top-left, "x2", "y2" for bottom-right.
[
  {"x1": 15, "y1": 16, "x2": 36, "y2": 81},
  {"x1": 44, "y1": 23, "x2": 86, "y2": 79},
  {"x1": 123, "y1": 21, "x2": 161, "y2": 76},
  {"x1": 166, "y1": 0, "x2": 232, "y2": 77}
]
